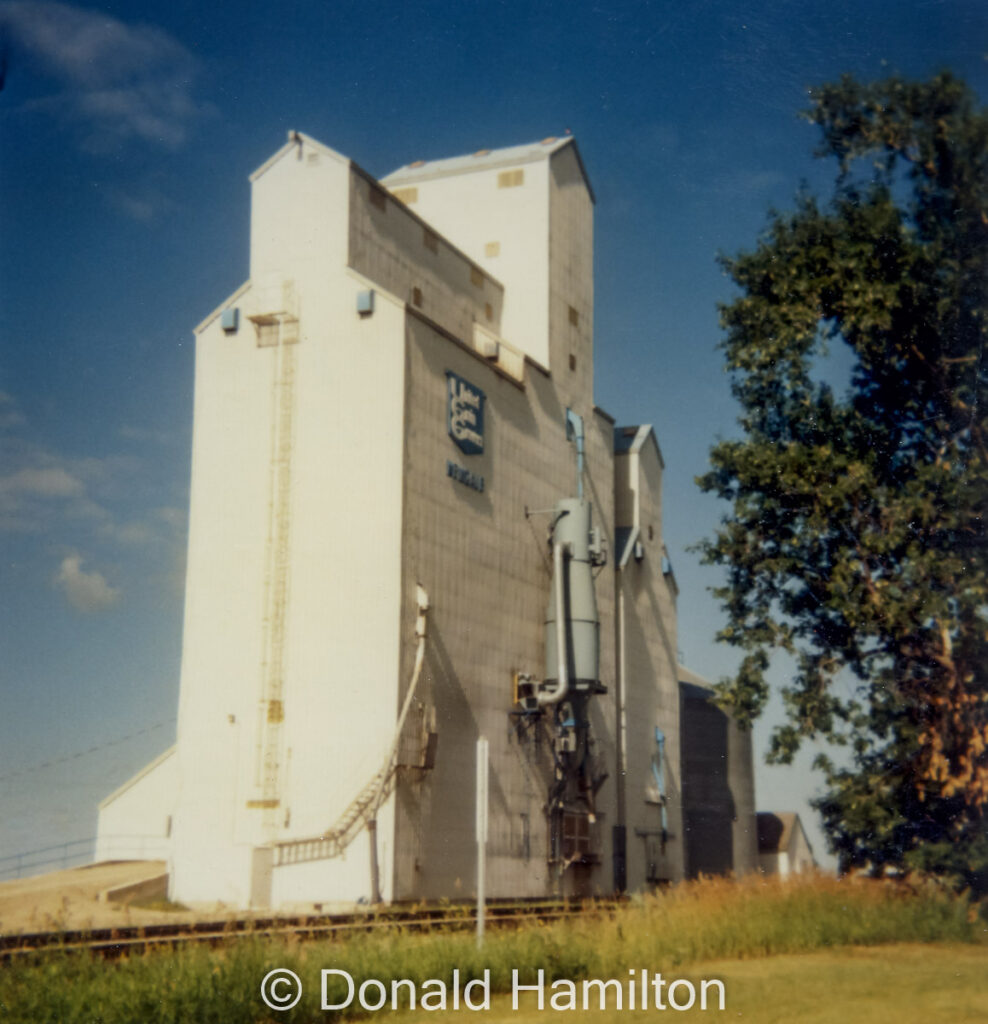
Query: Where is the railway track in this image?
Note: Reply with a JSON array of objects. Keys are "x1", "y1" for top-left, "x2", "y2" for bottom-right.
[{"x1": 1, "y1": 898, "x2": 623, "y2": 961}]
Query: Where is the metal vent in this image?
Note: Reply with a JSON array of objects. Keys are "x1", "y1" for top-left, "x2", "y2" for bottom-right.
[{"x1": 497, "y1": 169, "x2": 524, "y2": 189}]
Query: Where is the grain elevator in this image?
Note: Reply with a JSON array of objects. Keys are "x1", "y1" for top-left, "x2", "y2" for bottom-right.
[{"x1": 96, "y1": 133, "x2": 757, "y2": 908}]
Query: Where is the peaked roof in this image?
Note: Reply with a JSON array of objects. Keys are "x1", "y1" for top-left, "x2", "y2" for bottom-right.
[
  {"x1": 248, "y1": 130, "x2": 349, "y2": 182},
  {"x1": 614, "y1": 423, "x2": 665, "y2": 466},
  {"x1": 382, "y1": 135, "x2": 594, "y2": 202},
  {"x1": 678, "y1": 665, "x2": 712, "y2": 689}
]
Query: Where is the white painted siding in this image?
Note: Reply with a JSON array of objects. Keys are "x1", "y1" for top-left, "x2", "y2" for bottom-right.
[{"x1": 96, "y1": 747, "x2": 176, "y2": 863}]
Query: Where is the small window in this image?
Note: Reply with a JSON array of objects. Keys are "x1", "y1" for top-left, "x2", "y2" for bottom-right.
[
  {"x1": 470, "y1": 267, "x2": 484, "y2": 288},
  {"x1": 412, "y1": 286, "x2": 423, "y2": 308},
  {"x1": 484, "y1": 302, "x2": 493, "y2": 321},
  {"x1": 485, "y1": 241, "x2": 500, "y2": 258},
  {"x1": 368, "y1": 183, "x2": 387, "y2": 211},
  {"x1": 569, "y1": 353, "x2": 577, "y2": 371},
  {"x1": 423, "y1": 228, "x2": 439, "y2": 253},
  {"x1": 648, "y1": 525, "x2": 654, "y2": 541},
  {"x1": 497, "y1": 168, "x2": 524, "y2": 189},
  {"x1": 568, "y1": 305, "x2": 579, "y2": 327},
  {"x1": 393, "y1": 186, "x2": 418, "y2": 205}
]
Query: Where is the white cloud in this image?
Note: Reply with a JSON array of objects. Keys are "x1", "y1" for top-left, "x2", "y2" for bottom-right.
[
  {"x1": 0, "y1": 445, "x2": 113, "y2": 530},
  {"x1": 0, "y1": 1, "x2": 204, "y2": 150},
  {"x1": 0, "y1": 460, "x2": 91, "y2": 530},
  {"x1": 54, "y1": 553, "x2": 119, "y2": 613},
  {"x1": 0, "y1": 388, "x2": 187, "y2": 608}
]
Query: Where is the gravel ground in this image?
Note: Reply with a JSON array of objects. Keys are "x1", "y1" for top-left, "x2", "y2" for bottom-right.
[{"x1": 0, "y1": 861, "x2": 191, "y2": 934}]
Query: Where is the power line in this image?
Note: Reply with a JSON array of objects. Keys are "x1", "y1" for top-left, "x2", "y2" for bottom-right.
[{"x1": 0, "y1": 718, "x2": 176, "y2": 783}]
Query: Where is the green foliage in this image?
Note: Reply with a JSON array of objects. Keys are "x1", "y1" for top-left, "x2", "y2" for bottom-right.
[
  {"x1": 696, "y1": 73, "x2": 987, "y2": 882},
  {"x1": 0, "y1": 876, "x2": 978, "y2": 1023}
]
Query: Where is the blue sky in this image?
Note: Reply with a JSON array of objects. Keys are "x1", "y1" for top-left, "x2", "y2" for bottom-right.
[{"x1": 0, "y1": 0, "x2": 984, "y2": 874}]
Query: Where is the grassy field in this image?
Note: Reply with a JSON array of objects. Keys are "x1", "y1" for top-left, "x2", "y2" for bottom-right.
[
  {"x1": 1, "y1": 874, "x2": 984, "y2": 1023},
  {"x1": 397, "y1": 944, "x2": 988, "y2": 1023}
]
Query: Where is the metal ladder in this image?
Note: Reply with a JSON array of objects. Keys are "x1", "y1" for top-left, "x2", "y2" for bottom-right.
[{"x1": 255, "y1": 327, "x2": 297, "y2": 830}]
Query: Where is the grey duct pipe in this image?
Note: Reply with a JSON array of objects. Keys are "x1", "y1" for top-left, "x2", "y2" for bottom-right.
[
  {"x1": 566, "y1": 409, "x2": 584, "y2": 501},
  {"x1": 539, "y1": 539, "x2": 570, "y2": 706}
]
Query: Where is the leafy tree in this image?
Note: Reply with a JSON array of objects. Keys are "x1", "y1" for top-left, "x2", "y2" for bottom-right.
[{"x1": 697, "y1": 73, "x2": 987, "y2": 887}]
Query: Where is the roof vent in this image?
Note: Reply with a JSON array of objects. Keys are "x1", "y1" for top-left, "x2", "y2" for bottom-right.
[
  {"x1": 409, "y1": 160, "x2": 425, "y2": 168},
  {"x1": 541, "y1": 136, "x2": 557, "y2": 145},
  {"x1": 474, "y1": 148, "x2": 491, "y2": 157}
]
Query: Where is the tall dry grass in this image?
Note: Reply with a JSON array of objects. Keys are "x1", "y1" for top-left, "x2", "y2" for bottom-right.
[{"x1": 1, "y1": 873, "x2": 980, "y2": 1023}]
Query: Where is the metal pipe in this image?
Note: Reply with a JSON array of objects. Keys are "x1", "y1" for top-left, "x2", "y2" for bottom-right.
[
  {"x1": 367, "y1": 818, "x2": 380, "y2": 904},
  {"x1": 566, "y1": 409, "x2": 585, "y2": 501},
  {"x1": 616, "y1": 578, "x2": 627, "y2": 827},
  {"x1": 371, "y1": 584, "x2": 430, "y2": 817},
  {"x1": 539, "y1": 541, "x2": 570, "y2": 706},
  {"x1": 368, "y1": 584, "x2": 429, "y2": 903}
]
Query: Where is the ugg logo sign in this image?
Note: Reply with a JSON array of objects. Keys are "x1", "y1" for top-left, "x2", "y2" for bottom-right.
[{"x1": 446, "y1": 371, "x2": 485, "y2": 455}]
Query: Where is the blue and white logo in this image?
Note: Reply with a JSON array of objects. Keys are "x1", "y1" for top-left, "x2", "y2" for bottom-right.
[{"x1": 446, "y1": 371, "x2": 485, "y2": 455}]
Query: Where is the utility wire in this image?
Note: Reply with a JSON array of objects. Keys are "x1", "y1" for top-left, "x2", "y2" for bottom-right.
[{"x1": 0, "y1": 718, "x2": 176, "y2": 783}]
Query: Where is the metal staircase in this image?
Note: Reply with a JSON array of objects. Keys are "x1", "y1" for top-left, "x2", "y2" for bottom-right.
[
  {"x1": 273, "y1": 765, "x2": 397, "y2": 867},
  {"x1": 270, "y1": 585, "x2": 430, "y2": 870}
]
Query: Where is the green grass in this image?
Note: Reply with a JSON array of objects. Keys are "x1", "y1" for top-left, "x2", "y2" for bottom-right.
[
  {"x1": 398, "y1": 944, "x2": 988, "y2": 1024},
  {"x1": 127, "y1": 898, "x2": 191, "y2": 913},
  {"x1": 1, "y1": 874, "x2": 984, "y2": 1024}
]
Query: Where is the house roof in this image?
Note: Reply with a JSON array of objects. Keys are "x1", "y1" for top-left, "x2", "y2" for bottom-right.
[
  {"x1": 678, "y1": 664, "x2": 713, "y2": 690},
  {"x1": 98, "y1": 744, "x2": 177, "y2": 810},
  {"x1": 757, "y1": 811, "x2": 801, "y2": 854},
  {"x1": 614, "y1": 424, "x2": 665, "y2": 467},
  {"x1": 382, "y1": 135, "x2": 595, "y2": 202}
]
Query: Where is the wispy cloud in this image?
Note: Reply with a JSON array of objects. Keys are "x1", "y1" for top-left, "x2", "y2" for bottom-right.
[
  {"x1": 0, "y1": 464, "x2": 82, "y2": 498},
  {"x1": 0, "y1": 380, "x2": 189, "y2": 612},
  {"x1": 54, "y1": 552, "x2": 119, "y2": 612},
  {"x1": 0, "y1": 456, "x2": 93, "y2": 529},
  {"x1": 0, "y1": 387, "x2": 187, "y2": 561},
  {"x1": 0, "y1": 392, "x2": 26, "y2": 430},
  {"x1": 119, "y1": 423, "x2": 175, "y2": 444},
  {"x1": 107, "y1": 186, "x2": 168, "y2": 223},
  {"x1": 100, "y1": 505, "x2": 184, "y2": 547},
  {"x1": 0, "y1": 1, "x2": 205, "y2": 150}
]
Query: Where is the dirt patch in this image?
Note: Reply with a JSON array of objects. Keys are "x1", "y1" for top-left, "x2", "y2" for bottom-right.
[{"x1": 0, "y1": 861, "x2": 198, "y2": 933}]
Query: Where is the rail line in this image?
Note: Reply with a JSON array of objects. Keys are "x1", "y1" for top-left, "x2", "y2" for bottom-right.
[{"x1": 1, "y1": 898, "x2": 624, "y2": 961}]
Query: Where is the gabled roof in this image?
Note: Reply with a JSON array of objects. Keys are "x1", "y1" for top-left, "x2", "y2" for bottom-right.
[
  {"x1": 679, "y1": 663, "x2": 708, "y2": 688},
  {"x1": 614, "y1": 424, "x2": 665, "y2": 467},
  {"x1": 382, "y1": 135, "x2": 595, "y2": 202},
  {"x1": 98, "y1": 744, "x2": 177, "y2": 810},
  {"x1": 248, "y1": 130, "x2": 349, "y2": 182}
]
